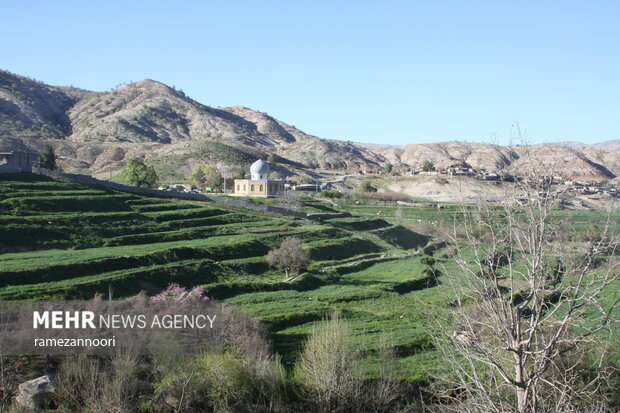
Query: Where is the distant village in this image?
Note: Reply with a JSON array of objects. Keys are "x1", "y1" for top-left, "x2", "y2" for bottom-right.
[{"x1": 344, "y1": 162, "x2": 620, "y2": 201}]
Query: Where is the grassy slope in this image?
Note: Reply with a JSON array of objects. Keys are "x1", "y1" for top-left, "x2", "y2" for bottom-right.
[
  {"x1": 0, "y1": 174, "x2": 442, "y2": 382},
  {"x1": 1, "y1": 173, "x2": 616, "y2": 386}
]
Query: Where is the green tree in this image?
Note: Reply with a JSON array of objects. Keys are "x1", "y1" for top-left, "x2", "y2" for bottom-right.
[
  {"x1": 192, "y1": 165, "x2": 206, "y2": 187},
  {"x1": 267, "y1": 237, "x2": 310, "y2": 278},
  {"x1": 359, "y1": 181, "x2": 376, "y2": 193},
  {"x1": 421, "y1": 160, "x2": 434, "y2": 172},
  {"x1": 321, "y1": 189, "x2": 342, "y2": 199},
  {"x1": 38, "y1": 144, "x2": 57, "y2": 170},
  {"x1": 269, "y1": 171, "x2": 281, "y2": 179},
  {"x1": 192, "y1": 165, "x2": 222, "y2": 190},
  {"x1": 267, "y1": 154, "x2": 277, "y2": 163},
  {"x1": 122, "y1": 157, "x2": 158, "y2": 187}
]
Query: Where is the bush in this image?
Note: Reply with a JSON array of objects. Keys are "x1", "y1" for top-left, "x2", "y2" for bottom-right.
[
  {"x1": 359, "y1": 180, "x2": 377, "y2": 193},
  {"x1": 295, "y1": 313, "x2": 362, "y2": 412},
  {"x1": 54, "y1": 353, "x2": 140, "y2": 413},
  {"x1": 197, "y1": 353, "x2": 251, "y2": 410},
  {"x1": 321, "y1": 189, "x2": 343, "y2": 199},
  {"x1": 422, "y1": 160, "x2": 434, "y2": 172}
]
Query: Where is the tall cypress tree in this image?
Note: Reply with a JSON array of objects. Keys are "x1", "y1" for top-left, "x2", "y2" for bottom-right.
[{"x1": 38, "y1": 144, "x2": 57, "y2": 170}]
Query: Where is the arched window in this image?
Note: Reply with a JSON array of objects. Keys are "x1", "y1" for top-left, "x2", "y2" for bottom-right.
[
  {"x1": 259, "y1": 184, "x2": 264, "y2": 192},
  {"x1": 237, "y1": 184, "x2": 240, "y2": 191},
  {"x1": 243, "y1": 184, "x2": 246, "y2": 191},
  {"x1": 251, "y1": 184, "x2": 255, "y2": 191}
]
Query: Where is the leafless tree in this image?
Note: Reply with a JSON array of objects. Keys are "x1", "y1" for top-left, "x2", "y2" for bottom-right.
[
  {"x1": 217, "y1": 162, "x2": 241, "y2": 194},
  {"x1": 278, "y1": 190, "x2": 303, "y2": 211},
  {"x1": 395, "y1": 205, "x2": 405, "y2": 225},
  {"x1": 430, "y1": 142, "x2": 619, "y2": 412},
  {"x1": 368, "y1": 336, "x2": 405, "y2": 413},
  {"x1": 267, "y1": 237, "x2": 310, "y2": 279}
]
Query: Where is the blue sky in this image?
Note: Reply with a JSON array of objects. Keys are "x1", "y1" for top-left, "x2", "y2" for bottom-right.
[{"x1": 1, "y1": 1, "x2": 618, "y2": 145}]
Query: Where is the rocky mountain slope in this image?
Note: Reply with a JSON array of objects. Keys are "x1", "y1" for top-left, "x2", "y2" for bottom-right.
[
  {"x1": 378, "y1": 141, "x2": 519, "y2": 171},
  {"x1": 1, "y1": 70, "x2": 618, "y2": 182},
  {"x1": 556, "y1": 140, "x2": 620, "y2": 152},
  {"x1": 0, "y1": 71, "x2": 384, "y2": 179},
  {"x1": 377, "y1": 141, "x2": 617, "y2": 180}
]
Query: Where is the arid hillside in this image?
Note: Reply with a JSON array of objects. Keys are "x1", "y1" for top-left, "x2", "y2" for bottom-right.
[
  {"x1": 0, "y1": 71, "x2": 384, "y2": 178},
  {"x1": 376, "y1": 141, "x2": 617, "y2": 180},
  {"x1": 1, "y1": 70, "x2": 618, "y2": 182}
]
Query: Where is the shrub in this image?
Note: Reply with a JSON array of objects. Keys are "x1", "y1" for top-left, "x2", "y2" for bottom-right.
[
  {"x1": 359, "y1": 180, "x2": 377, "y2": 193},
  {"x1": 197, "y1": 353, "x2": 251, "y2": 410},
  {"x1": 295, "y1": 313, "x2": 362, "y2": 412},
  {"x1": 320, "y1": 189, "x2": 342, "y2": 199},
  {"x1": 422, "y1": 160, "x2": 434, "y2": 172},
  {"x1": 54, "y1": 353, "x2": 139, "y2": 413}
]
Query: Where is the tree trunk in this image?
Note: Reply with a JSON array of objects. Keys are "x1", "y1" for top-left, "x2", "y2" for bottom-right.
[
  {"x1": 517, "y1": 387, "x2": 528, "y2": 413},
  {"x1": 514, "y1": 351, "x2": 528, "y2": 413}
]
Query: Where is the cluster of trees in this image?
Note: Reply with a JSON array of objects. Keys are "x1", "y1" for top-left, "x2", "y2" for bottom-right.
[
  {"x1": 421, "y1": 160, "x2": 434, "y2": 172},
  {"x1": 191, "y1": 164, "x2": 222, "y2": 190},
  {"x1": 122, "y1": 157, "x2": 158, "y2": 187},
  {"x1": 191, "y1": 163, "x2": 242, "y2": 192}
]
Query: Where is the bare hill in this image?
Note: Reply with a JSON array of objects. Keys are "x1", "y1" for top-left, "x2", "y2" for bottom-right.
[
  {"x1": 0, "y1": 70, "x2": 91, "y2": 141},
  {"x1": 0, "y1": 71, "x2": 383, "y2": 178},
  {"x1": 508, "y1": 145, "x2": 615, "y2": 180},
  {"x1": 378, "y1": 141, "x2": 519, "y2": 171},
  {"x1": 378, "y1": 141, "x2": 617, "y2": 180},
  {"x1": 555, "y1": 140, "x2": 620, "y2": 152},
  {"x1": 0, "y1": 70, "x2": 618, "y2": 182}
]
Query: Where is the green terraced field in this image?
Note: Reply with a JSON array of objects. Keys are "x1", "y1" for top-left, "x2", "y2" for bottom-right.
[
  {"x1": 224, "y1": 255, "x2": 452, "y2": 382},
  {"x1": 1, "y1": 173, "x2": 616, "y2": 387}
]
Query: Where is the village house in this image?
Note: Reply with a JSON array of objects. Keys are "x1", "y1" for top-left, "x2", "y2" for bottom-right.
[
  {"x1": 234, "y1": 159, "x2": 284, "y2": 197},
  {"x1": 0, "y1": 149, "x2": 38, "y2": 173}
]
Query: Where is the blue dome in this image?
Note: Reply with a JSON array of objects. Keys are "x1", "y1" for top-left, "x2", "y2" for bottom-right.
[{"x1": 250, "y1": 159, "x2": 270, "y2": 175}]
